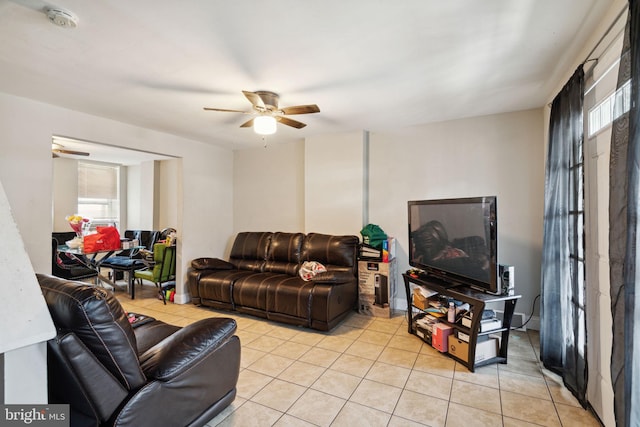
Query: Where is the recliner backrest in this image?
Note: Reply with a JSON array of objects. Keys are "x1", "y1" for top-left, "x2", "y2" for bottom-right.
[
  {"x1": 301, "y1": 233, "x2": 359, "y2": 275},
  {"x1": 264, "y1": 232, "x2": 304, "y2": 275},
  {"x1": 229, "y1": 232, "x2": 271, "y2": 272},
  {"x1": 38, "y1": 274, "x2": 146, "y2": 390}
]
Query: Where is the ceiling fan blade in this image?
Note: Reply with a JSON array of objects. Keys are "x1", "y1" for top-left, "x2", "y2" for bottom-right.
[
  {"x1": 242, "y1": 91, "x2": 265, "y2": 109},
  {"x1": 203, "y1": 107, "x2": 251, "y2": 113},
  {"x1": 53, "y1": 149, "x2": 90, "y2": 156},
  {"x1": 239, "y1": 118, "x2": 255, "y2": 128},
  {"x1": 280, "y1": 104, "x2": 320, "y2": 115},
  {"x1": 277, "y1": 116, "x2": 307, "y2": 129}
]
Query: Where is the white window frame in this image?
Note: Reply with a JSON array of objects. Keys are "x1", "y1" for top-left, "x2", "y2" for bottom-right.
[
  {"x1": 77, "y1": 161, "x2": 121, "y2": 230},
  {"x1": 588, "y1": 78, "x2": 630, "y2": 137}
]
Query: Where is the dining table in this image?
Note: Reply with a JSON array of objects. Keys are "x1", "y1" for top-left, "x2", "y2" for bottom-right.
[{"x1": 57, "y1": 244, "x2": 146, "y2": 296}]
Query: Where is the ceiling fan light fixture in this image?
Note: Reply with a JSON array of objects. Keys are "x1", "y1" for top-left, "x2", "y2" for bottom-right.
[{"x1": 254, "y1": 115, "x2": 277, "y2": 135}]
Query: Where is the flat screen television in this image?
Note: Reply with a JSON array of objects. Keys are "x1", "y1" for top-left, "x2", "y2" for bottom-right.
[{"x1": 408, "y1": 196, "x2": 499, "y2": 294}]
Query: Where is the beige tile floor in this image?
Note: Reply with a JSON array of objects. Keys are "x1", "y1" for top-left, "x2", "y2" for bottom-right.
[{"x1": 117, "y1": 284, "x2": 602, "y2": 427}]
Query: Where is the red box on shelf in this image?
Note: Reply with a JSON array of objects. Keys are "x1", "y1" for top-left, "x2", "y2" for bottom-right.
[{"x1": 432, "y1": 323, "x2": 453, "y2": 352}]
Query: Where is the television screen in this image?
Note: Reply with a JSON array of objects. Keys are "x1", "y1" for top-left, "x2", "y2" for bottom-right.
[{"x1": 408, "y1": 196, "x2": 498, "y2": 293}]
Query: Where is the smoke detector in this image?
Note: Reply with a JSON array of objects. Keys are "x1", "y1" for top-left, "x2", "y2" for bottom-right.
[{"x1": 46, "y1": 8, "x2": 79, "y2": 28}]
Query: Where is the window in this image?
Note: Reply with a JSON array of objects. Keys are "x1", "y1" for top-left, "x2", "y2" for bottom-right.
[
  {"x1": 588, "y1": 79, "x2": 630, "y2": 136},
  {"x1": 77, "y1": 162, "x2": 120, "y2": 228}
]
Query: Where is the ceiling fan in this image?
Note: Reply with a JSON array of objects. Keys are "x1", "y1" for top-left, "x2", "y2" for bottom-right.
[
  {"x1": 52, "y1": 143, "x2": 90, "y2": 158},
  {"x1": 204, "y1": 91, "x2": 320, "y2": 134}
]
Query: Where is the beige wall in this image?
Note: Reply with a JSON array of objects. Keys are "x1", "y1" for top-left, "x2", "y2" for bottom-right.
[
  {"x1": 125, "y1": 163, "x2": 143, "y2": 229},
  {"x1": 158, "y1": 158, "x2": 181, "y2": 231},
  {"x1": 233, "y1": 140, "x2": 305, "y2": 243},
  {"x1": 233, "y1": 111, "x2": 545, "y2": 315},
  {"x1": 232, "y1": 131, "x2": 365, "y2": 243},
  {"x1": 369, "y1": 109, "x2": 545, "y2": 314},
  {"x1": 52, "y1": 157, "x2": 79, "y2": 231},
  {"x1": 0, "y1": 92, "x2": 234, "y2": 300},
  {"x1": 305, "y1": 131, "x2": 365, "y2": 236}
]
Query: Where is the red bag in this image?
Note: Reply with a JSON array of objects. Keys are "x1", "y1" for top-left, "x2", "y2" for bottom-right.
[{"x1": 83, "y1": 226, "x2": 121, "y2": 253}]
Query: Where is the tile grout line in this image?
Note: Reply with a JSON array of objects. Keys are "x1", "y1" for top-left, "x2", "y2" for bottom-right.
[{"x1": 117, "y1": 290, "x2": 594, "y2": 427}]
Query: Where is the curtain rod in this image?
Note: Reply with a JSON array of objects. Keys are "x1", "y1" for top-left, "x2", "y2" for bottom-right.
[
  {"x1": 582, "y1": 4, "x2": 628, "y2": 65},
  {"x1": 548, "y1": 4, "x2": 628, "y2": 108}
]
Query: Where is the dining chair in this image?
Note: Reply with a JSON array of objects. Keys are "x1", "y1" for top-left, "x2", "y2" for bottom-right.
[{"x1": 134, "y1": 243, "x2": 176, "y2": 304}]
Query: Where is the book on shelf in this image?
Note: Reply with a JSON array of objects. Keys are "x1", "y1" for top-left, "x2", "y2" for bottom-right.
[{"x1": 358, "y1": 243, "x2": 382, "y2": 260}]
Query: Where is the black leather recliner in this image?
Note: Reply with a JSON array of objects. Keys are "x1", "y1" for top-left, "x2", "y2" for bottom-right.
[{"x1": 38, "y1": 274, "x2": 241, "y2": 427}]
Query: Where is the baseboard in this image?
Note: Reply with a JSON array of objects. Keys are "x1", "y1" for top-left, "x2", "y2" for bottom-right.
[
  {"x1": 174, "y1": 292, "x2": 190, "y2": 304},
  {"x1": 526, "y1": 315, "x2": 540, "y2": 331},
  {"x1": 494, "y1": 310, "x2": 527, "y2": 331}
]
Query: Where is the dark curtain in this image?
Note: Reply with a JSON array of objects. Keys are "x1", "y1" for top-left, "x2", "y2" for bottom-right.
[
  {"x1": 540, "y1": 65, "x2": 588, "y2": 406},
  {"x1": 610, "y1": 2, "x2": 640, "y2": 426}
]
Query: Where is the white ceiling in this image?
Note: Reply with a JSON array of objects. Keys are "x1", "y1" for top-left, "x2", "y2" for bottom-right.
[{"x1": 0, "y1": 0, "x2": 615, "y2": 152}]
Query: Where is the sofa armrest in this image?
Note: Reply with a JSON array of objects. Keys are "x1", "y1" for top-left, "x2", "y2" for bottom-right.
[
  {"x1": 191, "y1": 257, "x2": 234, "y2": 271},
  {"x1": 311, "y1": 271, "x2": 355, "y2": 284},
  {"x1": 139, "y1": 318, "x2": 237, "y2": 381}
]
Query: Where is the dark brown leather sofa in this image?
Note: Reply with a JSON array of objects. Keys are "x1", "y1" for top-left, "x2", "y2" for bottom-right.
[
  {"x1": 188, "y1": 232, "x2": 359, "y2": 331},
  {"x1": 38, "y1": 274, "x2": 240, "y2": 427}
]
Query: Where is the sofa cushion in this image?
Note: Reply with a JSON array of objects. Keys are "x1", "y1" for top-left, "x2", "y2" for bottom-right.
[
  {"x1": 302, "y1": 233, "x2": 359, "y2": 272},
  {"x1": 37, "y1": 274, "x2": 146, "y2": 390},
  {"x1": 229, "y1": 232, "x2": 271, "y2": 272},
  {"x1": 264, "y1": 232, "x2": 304, "y2": 274},
  {"x1": 198, "y1": 270, "x2": 256, "y2": 305},
  {"x1": 232, "y1": 272, "x2": 282, "y2": 311},
  {"x1": 266, "y1": 277, "x2": 316, "y2": 322}
]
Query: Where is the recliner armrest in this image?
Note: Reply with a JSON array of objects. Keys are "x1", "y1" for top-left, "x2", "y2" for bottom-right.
[
  {"x1": 191, "y1": 257, "x2": 234, "y2": 271},
  {"x1": 139, "y1": 318, "x2": 237, "y2": 381},
  {"x1": 311, "y1": 271, "x2": 354, "y2": 284}
]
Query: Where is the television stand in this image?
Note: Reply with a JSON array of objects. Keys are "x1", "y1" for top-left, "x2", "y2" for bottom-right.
[{"x1": 403, "y1": 273, "x2": 521, "y2": 372}]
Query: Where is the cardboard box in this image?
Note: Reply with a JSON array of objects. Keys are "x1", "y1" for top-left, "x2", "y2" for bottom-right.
[
  {"x1": 432, "y1": 323, "x2": 453, "y2": 352},
  {"x1": 448, "y1": 336, "x2": 500, "y2": 364},
  {"x1": 475, "y1": 337, "x2": 499, "y2": 363},
  {"x1": 358, "y1": 259, "x2": 397, "y2": 317},
  {"x1": 382, "y1": 237, "x2": 396, "y2": 262},
  {"x1": 457, "y1": 330, "x2": 470, "y2": 343},
  {"x1": 412, "y1": 292, "x2": 428, "y2": 310},
  {"x1": 461, "y1": 313, "x2": 473, "y2": 328},
  {"x1": 448, "y1": 336, "x2": 469, "y2": 362}
]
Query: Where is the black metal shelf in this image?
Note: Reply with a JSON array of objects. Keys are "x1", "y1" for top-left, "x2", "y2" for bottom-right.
[{"x1": 403, "y1": 273, "x2": 521, "y2": 372}]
